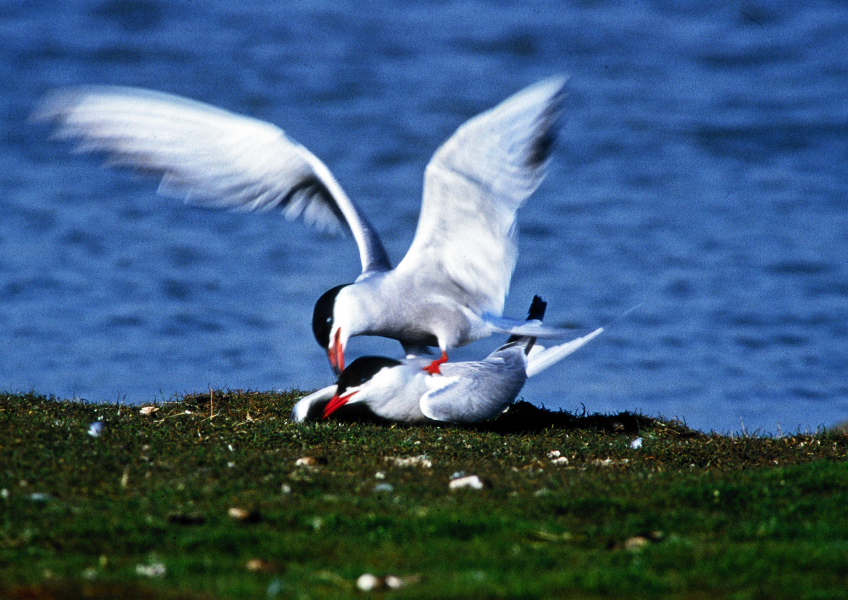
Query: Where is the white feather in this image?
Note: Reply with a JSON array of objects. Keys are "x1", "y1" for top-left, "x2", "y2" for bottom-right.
[
  {"x1": 33, "y1": 86, "x2": 390, "y2": 274},
  {"x1": 526, "y1": 327, "x2": 604, "y2": 378}
]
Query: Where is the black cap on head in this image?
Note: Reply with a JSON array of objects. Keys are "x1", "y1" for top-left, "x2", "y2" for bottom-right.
[
  {"x1": 336, "y1": 355, "x2": 402, "y2": 396},
  {"x1": 312, "y1": 283, "x2": 350, "y2": 348}
]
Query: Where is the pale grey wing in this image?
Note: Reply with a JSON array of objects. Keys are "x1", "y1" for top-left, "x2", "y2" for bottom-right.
[
  {"x1": 526, "y1": 327, "x2": 604, "y2": 378},
  {"x1": 33, "y1": 86, "x2": 391, "y2": 274},
  {"x1": 291, "y1": 385, "x2": 337, "y2": 422},
  {"x1": 395, "y1": 77, "x2": 568, "y2": 314},
  {"x1": 419, "y1": 347, "x2": 528, "y2": 423}
]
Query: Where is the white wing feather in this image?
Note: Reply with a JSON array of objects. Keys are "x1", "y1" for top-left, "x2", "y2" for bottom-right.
[
  {"x1": 395, "y1": 77, "x2": 568, "y2": 315},
  {"x1": 419, "y1": 348, "x2": 528, "y2": 423},
  {"x1": 33, "y1": 86, "x2": 391, "y2": 274},
  {"x1": 526, "y1": 327, "x2": 604, "y2": 378}
]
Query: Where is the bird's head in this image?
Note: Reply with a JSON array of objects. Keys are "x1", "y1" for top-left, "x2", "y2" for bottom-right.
[
  {"x1": 322, "y1": 356, "x2": 403, "y2": 419},
  {"x1": 312, "y1": 283, "x2": 353, "y2": 375}
]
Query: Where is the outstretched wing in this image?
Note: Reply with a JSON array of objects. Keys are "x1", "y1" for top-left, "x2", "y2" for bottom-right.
[
  {"x1": 395, "y1": 77, "x2": 567, "y2": 314},
  {"x1": 33, "y1": 86, "x2": 391, "y2": 274}
]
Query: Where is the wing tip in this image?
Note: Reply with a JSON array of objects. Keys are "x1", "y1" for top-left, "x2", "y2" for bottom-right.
[{"x1": 525, "y1": 75, "x2": 569, "y2": 169}]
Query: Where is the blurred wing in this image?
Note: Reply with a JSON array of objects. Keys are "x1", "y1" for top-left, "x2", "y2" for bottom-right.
[
  {"x1": 291, "y1": 385, "x2": 337, "y2": 422},
  {"x1": 484, "y1": 314, "x2": 578, "y2": 339},
  {"x1": 525, "y1": 327, "x2": 604, "y2": 378},
  {"x1": 420, "y1": 348, "x2": 528, "y2": 423},
  {"x1": 33, "y1": 86, "x2": 391, "y2": 274},
  {"x1": 395, "y1": 77, "x2": 567, "y2": 314}
]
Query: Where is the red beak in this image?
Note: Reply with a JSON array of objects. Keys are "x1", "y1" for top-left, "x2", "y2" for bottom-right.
[
  {"x1": 328, "y1": 329, "x2": 345, "y2": 375},
  {"x1": 323, "y1": 391, "x2": 357, "y2": 419}
]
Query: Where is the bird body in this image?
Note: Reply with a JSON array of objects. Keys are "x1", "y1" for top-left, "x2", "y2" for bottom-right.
[
  {"x1": 35, "y1": 77, "x2": 571, "y2": 373},
  {"x1": 293, "y1": 297, "x2": 604, "y2": 425},
  {"x1": 332, "y1": 269, "x2": 492, "y2": 351}
]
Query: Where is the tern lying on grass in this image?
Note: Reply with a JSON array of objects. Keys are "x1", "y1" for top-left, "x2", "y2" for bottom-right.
[
  {"x1": 35, "y1": 77, "x2": 570, "y2": 375},
  {"x1": 292, "y1": 296, "x2": 603, "y2": 424}
]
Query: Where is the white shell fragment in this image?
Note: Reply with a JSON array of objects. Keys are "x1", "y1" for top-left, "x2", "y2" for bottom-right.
[
  {"x1": 356, "y1": 573, "x2": 382, "y2": 591},
  {"x1": 449, "y1": 475, "x2": 485, "y2": 490},
  {"x1": 228, "y1": 506, "x2": 262, "y2": 523},
  {"x1": 385, "y1": 455, "x2": 432, "y2": 468},
  {"x1": 295, "y1": 456, "x2": 327, "y2": 467},
  {"x1": 135, "y1": 562, "x2": 167, "y2": 578},
  {"x1": 356, "y1": 573, "x2": 421, "y2": 591}
]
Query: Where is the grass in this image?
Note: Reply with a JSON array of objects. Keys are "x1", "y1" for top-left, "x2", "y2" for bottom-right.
[{"x1": 1, "y1": 389, "x2": 847, "y2": 599}]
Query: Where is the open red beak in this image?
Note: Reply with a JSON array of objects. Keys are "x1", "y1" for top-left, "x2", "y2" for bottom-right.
[
  {"x1": 328, "y1": 329, "x2": 345, "y2": 375},
  {"x1": 323, "y1": 391, "x2": 357, "y2": 419}
]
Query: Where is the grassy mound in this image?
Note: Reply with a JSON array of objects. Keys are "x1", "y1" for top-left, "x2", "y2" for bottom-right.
[{"x1": 2, "y1": 390, "x2": 846, "y2": 599}]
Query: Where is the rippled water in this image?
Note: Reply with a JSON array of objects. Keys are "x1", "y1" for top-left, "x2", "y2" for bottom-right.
[{"x1": 2, "y1": 1, "x2": 847, "y2": 433}]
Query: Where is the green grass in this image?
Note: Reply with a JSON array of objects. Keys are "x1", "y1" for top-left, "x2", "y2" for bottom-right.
[{"x1": 2, "y1": 390, "x2": 847, "y2": 599}]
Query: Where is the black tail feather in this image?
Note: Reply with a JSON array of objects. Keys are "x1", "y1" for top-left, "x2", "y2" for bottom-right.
[{"x1": 503, "y1": 295, "x2": 547, "y2": 353}]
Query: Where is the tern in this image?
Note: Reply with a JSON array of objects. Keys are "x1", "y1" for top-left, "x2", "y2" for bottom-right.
[
  {"x1": 34, "y1": 77, "x2": 568, "y2": 374},
  {"x1": 291, "y1": 296, "x2": 604, "y2": 424}
]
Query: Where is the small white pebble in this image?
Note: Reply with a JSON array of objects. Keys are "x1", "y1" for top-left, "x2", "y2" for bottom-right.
[
  {"x1": 624, "y1": 536, "x2": 650, "y2": 551},
  {"x1": 550, "y1": 456, "x2": 569, "y2": 465},
  {"x1": 356, "y1": 573, "x2": 382, "y2": 591},
  {"x1": 135, "y1": 563, "x2": 167, "y2": 578},
  {"x1": 245, "y1": 558, "x2": 274, "y2": 572},
  {"x1": 548, "y1": 450, "x2": 561, "y2": 458},
  {"x1": 385, "y1": 455, "x2": 432, "y2": 468},
  {"x1": 386, "y1": 575, "x2": 417, "y2": 589},
  {"x1": 373, "y1": 483, "x2": 394, "y2": 493},
  {"x1": 139, "y1": 406, "x2": 158, "y2": 416},
  {"x1": 374, "y1": 471, "x2": 386, "y2": 479},
  {"x1": 630, "y1": 437, "x2": 643, "y2": 449},
  {"x1": 449, "y1": 475, "x2": 485, "y2": 490},
  {"x1": 228, "y1": 507, "x2": 250, "y2": 520},
  {"x1": 266, "y1": 578, "x2": 284, "y2": 597},
  {"x1": 87, "y1": 421, "x2": 104, "y2": 437}
]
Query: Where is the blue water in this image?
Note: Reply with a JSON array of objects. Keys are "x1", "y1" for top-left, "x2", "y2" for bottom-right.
[{"x1": 2, "y1": 1, "x2": 847, "y2": 433}]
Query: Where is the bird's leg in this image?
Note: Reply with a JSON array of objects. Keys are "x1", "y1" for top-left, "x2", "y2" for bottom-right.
[{"x1": 423, "y1": 350, "x2": 449, "y2": 375}]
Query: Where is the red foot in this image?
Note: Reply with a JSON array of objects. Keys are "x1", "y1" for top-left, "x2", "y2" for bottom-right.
[{"x1": 424, "y1": 351, "x2": 449, "y2": 375}]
